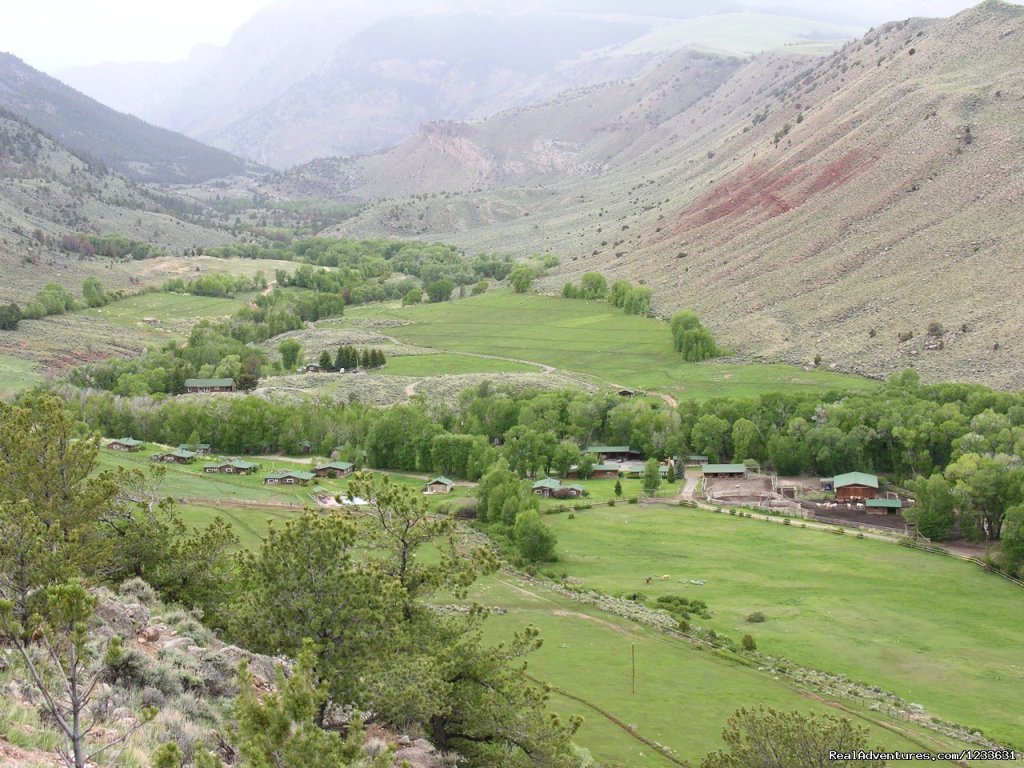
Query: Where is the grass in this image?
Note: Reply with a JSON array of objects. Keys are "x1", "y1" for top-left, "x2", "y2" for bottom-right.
[
  {"x1": 347, "y1": 292, "x2": 880, "y2": 400},
  {"x1": 376, "y1": 352, "x2": 540, "y2": 377},
  {"x1": 542, "y1": 503, "x2": 1024, "y2": 748},
  {"x1": 0, "y1": 352, "x2": 44, "y2": 398},
  {"x1": 80, "y1": 291, "x2": 247, "y2": 333},
  {"x1": 465, "y1": 575, "x2": 992, "y2": 766}
]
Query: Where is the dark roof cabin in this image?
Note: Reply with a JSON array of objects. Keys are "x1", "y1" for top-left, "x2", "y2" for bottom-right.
[
  {"x1": 204, "y1": 460, "x2": 258, "y2": 475},
  {"x1": 184, "y1": 378, "x2": 234, "y2": 394},
  {"x1": 108, "y1": 437, "x2": 143, "y2": 452},
  {"x1": 150, "y1": 448, "x2": 197, "y2": 464},
  {"x1": 264, "y1": 470, "x2": 315, "y2": 485},
  {"x1": 424, "y1": 477, "x2": 454, "y2": 494},
  {"x1": 312, "y1": 461, "x2": 354, "y2": 478}
]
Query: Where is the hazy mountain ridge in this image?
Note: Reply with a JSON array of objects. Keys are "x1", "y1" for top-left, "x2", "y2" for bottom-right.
[
  {"x1": 269, "y1": 50, "x2": 744, "y2": 199},
  {"x1": 0, "y1": 109, "x2": 233, "y2": 302},
  {"x1": 0, "y1": 53, "x2": 260, "y2": 183},
  {"x1": 319, "y1": 0, "x2": 1024, "y2": 388},
  {"x1": 57, "y1": 3, "x2": 860, "y2": 169}
]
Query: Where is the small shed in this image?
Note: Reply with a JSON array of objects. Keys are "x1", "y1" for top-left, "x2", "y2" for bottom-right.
[
  {"x1": 590, "y1": 463, "x2": 621, "y2": 479},
  {"x1": 834, "y1": 472, "x2": 879, "y2": 501},
  {"x1": 264, "y1": 470, "x2": 315, "y2": 485},
  {"x1": 304, "y1": 364, "x2": 322, "y2": 373},
  {"x1": 108, "y1": 437, "x2": 143, "y2": 452},
  {"x1": 184, "y1": 378, "x2": 234, "y2": 394},
  {"x1": 204, "y1": 460, "x2": 258, "y2": 475},
  {"x1": 866, "y1": 498, "x2": 902, "y2": 515},
  {"x1": 701, "y1": 463, "x2": 747, "y2": 479},
  {"x1": 424, "y1": 477, "x2": 454, "y2": 494},
  {"x1": 179, "y1": 443, "x2": 211, "y2": 455},
  {"x1": 617, "y1": 388, "x2": 636, "y2": 398},
  {"x1": 299, "y1": 440, "x2": 313, "y2": 455},
  {"x1": 313, "y1": 461, "x2": 354, "y2": 478}
]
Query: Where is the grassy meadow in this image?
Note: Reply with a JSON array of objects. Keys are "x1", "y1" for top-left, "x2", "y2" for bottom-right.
[
  {"x1": 542, "y1": 503, "x2": 1024, "y2": 748},
  {"x1": 81, "y1": 291, "x2": 247, "y2": 335},
  {"x1": 348, "y1": 291, "x2": 880, "y2": 400},
  {"x1": 464, "y1": 575, "x2": 998, "y2": 766},
  {"x1": 0, "y1": 353, "x2": 44, "y2": 399}
]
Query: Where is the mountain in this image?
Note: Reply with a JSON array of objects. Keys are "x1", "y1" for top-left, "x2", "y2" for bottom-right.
[
  {"x1": 58, "y1": 1, "x2": 858, "y2": 169},
  {"x1": 0, "y1": 108, "x2": 233, "y2": 303},
  {"x1": 316, "y1": 0, "x2": 1024, "y2": 389},
  {"x1": 0, "y1": 53, "x2": 261, "y2": 183}
]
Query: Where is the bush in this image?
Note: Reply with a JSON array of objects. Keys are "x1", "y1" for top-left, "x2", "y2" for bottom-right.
[
  {"x1": 741, "y1": 634, "x2": 757, "y2": 651},
  {"x1": 106, "y1": 649, "x2": 183, "y2": 697},
  {"x1": 746, "y1": 612, "x2": 766, "y2": 623},
  {"x1": 628, "y1": 497, "x2": 638, "y2": 504},
  {"x1": 118, "y1": 577, "x2": 159, "y2": 606}
]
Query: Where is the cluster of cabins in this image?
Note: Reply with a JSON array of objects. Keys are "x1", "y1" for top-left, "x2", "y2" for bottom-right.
[{"x1": 107, "y1": 438, "x2": 354, "y2": 486}]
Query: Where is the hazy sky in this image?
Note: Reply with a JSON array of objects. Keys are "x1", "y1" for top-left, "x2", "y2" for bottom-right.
[{"x1": 0, "y1": 0, "x2": 1012, "y2": 73}]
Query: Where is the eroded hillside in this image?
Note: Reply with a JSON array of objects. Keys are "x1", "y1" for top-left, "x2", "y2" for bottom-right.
[{"x1": 319, "y1": 0, "x2": 1024, "y2": 389}]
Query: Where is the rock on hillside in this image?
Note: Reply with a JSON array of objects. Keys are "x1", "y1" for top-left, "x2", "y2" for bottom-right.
[{"x1": 323, "y1": 0, "x2": 1024, "y2": 389}]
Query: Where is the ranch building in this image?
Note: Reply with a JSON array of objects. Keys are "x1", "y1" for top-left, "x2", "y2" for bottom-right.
[
  {"x1": 686, "y1": 454, "x2": 709, "y2": 467},
  {"x1": 424, "y1": 477, "x2": 454, "y2": 494},
  {"x1": 264, "y1": 470, "x2": 315, "y2": 486},
  {"x1": 204, "y1": 460, "x2": 258, "y2": 475},
  {"x1": 150, "y1": 449, "x2": 197, "y2": 464},
  {"x1": 701, "y1": 463, "x2": 747, "y2": 479},
  {"x1": 184, "y1": 378, "x2": 235, "y2": 394},
  {"x1": 178, "y1": 443, "x2": 211, "y2": 455},
  {"x1": 313, "y1": 461, "x2": 354, "y2": 478},
  {"x1": 532, "y1": 479, "x2": 585, "y2": 498},
  {"x1": 833, "y1": 471, "x2": 879, "y2": 501},
  {"x1": 866, "y1": 498, "x2": 903, "y2": 515},
  {"x1": 304, "y1": 364, "x2": 322, "y2": 373},
  {"x1": 586, "y1": 445, "x2": 644, "y2": 462},
  {"x1": 108, "y1": 437, "x2": 143, "y2": 452}
]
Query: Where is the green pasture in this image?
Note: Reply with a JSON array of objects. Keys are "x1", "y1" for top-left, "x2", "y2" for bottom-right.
[
  {"x1": 81, "y1": 292, "x2": 247, "y2": 333},
  {"x1": 376, "y1": 353, "x2": 539, "y2": 377},
  {"x1": 467, "y1": 575, "x2": 990, "y2": 766},
  {"x1": 543, "y1": 504, "x2": 1024, "y2": 748},
  {"x1": 347, "y1": 292, "x2": 879, "y2": 400},
  {"x1": 0, "y1": 353, "x2": 43, "y2": 399}
]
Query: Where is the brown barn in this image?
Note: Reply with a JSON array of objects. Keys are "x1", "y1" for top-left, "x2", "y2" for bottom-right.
[{"x1": 834, "y1": 472, "x2": 879, "y2": 501}]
